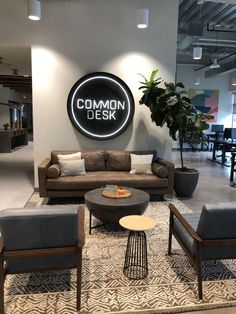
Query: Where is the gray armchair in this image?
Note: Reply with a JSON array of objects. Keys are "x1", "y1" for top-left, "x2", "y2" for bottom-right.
[
  {"x1": 0, "y1": 206, "x2": 85, "y2": 313},
  {"x1": 168, "y1": 202, "x2": 236, "y2": 299}
]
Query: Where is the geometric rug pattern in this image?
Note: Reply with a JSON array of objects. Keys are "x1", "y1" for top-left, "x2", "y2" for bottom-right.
[{"x1": 4, "y1": 198, "x2": 236, "y2": 313}]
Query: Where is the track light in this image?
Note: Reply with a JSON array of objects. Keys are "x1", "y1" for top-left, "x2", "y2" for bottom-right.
[
  {"x1": 210, "y1": 58, "x2": 220, "y2": 69},
  {"x1": 136, "y1": 8, "x2": 149, "y2": 29},
  {"x1": 193, "y1": 47, "x2": 202, "y2": 60},
  {"x1": 27, "y1": 0, "x2": 41, "y2": 21}
]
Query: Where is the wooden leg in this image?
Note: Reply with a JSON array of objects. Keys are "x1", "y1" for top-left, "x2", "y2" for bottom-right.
[
  {"x1": 168, "y1": 212, "x2": 173, "y2": 255},
  {"x1": 0, "y1": 253, "x2": 4, "y2": 314},
  {"x1": 196, "y1": 246, "x2": 203, "y2": 300},
  {"x1": 76, "y1": 250, "x2": 82, "y2": 311},
  {"x1": 89, "y1": 211, "x2": 92, "y2": 235}
]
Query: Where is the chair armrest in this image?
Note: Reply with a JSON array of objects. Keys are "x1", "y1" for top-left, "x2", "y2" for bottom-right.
[
  {"x1": 38, "y1": 158, "x2": 51, "y2": 197},
  {"x1": 0, "y1": 235, "x2": 3, "y2": 254},
  {"x1": 169, "y1": 203, "x2": 202, "y2": 242},
  {"x1": 157, "y1": 157, "x2": 175, "y2": 195},
  {"x1": 77, "y1": 206, "x2": 85, "y2": 248}
]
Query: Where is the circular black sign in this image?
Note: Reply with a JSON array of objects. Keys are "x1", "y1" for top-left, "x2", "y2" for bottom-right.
[{"x1": 67, "y1": 72, "x2": 135, "y2": 140}]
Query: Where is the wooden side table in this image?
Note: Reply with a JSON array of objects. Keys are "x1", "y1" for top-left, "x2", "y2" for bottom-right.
[{"x1": 119, "y1": 215, "x2": 156, "y2": 279}]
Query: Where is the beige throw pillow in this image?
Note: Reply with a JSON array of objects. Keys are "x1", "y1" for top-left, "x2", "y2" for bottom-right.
[
  {"x1": 57, "y1": 152, "x2": 81, "y2": 161},
  {"x1": 130, "y1": 154, "x2": 153, "y2": 174},
  {"x1": 59, "y1": 159, "x2": 86, "y2": 176}
]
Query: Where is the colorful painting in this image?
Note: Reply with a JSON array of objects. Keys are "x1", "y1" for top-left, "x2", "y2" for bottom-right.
[{"x1": 189, "y1": 89, "x2": 219, "y2": 122}]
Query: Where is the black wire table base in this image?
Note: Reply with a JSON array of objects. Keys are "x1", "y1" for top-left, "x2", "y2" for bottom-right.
[{"x1": 123, "y1": 230, "x2": 148, "y2": 279}]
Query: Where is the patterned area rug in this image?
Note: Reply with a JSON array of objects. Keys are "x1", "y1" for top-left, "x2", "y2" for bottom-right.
[{"x1": 4, "y1": 196, "x2": 236, "y2": 313}]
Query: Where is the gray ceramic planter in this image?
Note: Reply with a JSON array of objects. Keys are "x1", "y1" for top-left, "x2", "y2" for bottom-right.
[{"x1": 174, "y1": 168, "x2": 199, "y2": 197}]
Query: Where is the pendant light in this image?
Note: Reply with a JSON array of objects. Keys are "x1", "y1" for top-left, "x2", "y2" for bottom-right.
[
  {"x1": 232, "y1": 78, "x2": 236, "y2": 86},
  {"x1": 27, "y1": 0, "x2": 41, "y2": 21},
  {"x1": 136, "y1": 1, "x2": 149, "y2": 29},
  {"x1": 194, "y1": 77, "x2": 200, "y2": 85},
  {"x1": 193, "y1": 1, "x2": 203, "y2": 59},
  {"x1": 193, "y1": 47, "x2": 202, "y2": 60},
  {"x1": 210, "y1": 58, "x2": 220, "y2": 69},
  {"x1": 210, "y1": 31, "x2": 220, "y2": 69}
]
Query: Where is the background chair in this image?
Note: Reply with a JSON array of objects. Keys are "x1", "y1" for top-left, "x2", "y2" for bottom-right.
[
  {"x1": 0, "y1": 206, "x2": 85, "y2": 313},
  {"x1": 168, "y1": 202, "x2": 236, "y2": 299}
]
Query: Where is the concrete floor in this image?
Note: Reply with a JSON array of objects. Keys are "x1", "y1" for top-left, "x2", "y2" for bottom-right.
[
  {"x1": 0, "y1": 145, "x2": 236, "y2": 313},
  {"x1": 0, "y1": 142, "x2": 34, "y2": 210}
]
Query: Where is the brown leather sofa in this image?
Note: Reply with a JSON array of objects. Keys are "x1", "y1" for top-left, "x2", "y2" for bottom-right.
[{"x1": 38, "y1": 150, "x2": 175, "y2": 198}]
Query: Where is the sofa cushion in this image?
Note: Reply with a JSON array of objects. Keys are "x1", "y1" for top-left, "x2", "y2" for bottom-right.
[
  {"x1": 47, "y1": 164, "x2": 60, "y2": 178},
  {"x1": 105, "y1": 151, "x2": 131, "y2": 171},
  {"x1": 152, "y1": 163, "x2": 168, "y2": 178},
  {"x1": 47, "y1": 171, "x2": 168, "y2": 190},
  {"x1": 81, "y1": 151, "x2": 105, "y2": 171},
  {"x1": 59, "y1": 159, "x2": 86, "y2": 176}
]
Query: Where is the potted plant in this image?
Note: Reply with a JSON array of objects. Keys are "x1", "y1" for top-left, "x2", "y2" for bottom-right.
[
  {"x1": 3, "y1": 123, "x2": 10, "y2": 130},
  {"x1": 139, "y1": 69, "x2": 212, "y2": 197}
]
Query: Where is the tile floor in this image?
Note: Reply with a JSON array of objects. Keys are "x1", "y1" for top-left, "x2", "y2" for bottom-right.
[{"x1": 0, "y1": 144, "x2": 236, "y2": 313}]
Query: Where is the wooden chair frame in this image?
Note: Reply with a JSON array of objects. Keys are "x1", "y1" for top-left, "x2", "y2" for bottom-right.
[
  {"x1": 168, "y1": 203, "x2": 236, "y2": 299},
  {"x1": 0, "y1": 206, "x2": 85, "y2": 313}
]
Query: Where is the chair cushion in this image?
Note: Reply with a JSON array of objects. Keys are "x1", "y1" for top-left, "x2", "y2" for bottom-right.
[
  {"x1": 197, "y1": 202, "x2": 236, "y2": 239},
  {"x1": 0, "y1": 207, "x2": 78, "y2": 251}
]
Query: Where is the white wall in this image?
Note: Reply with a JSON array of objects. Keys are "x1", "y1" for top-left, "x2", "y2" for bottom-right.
[
  {"x1": 0, "y1": 0, "x2": 179, "y2": 186},
  {"x1": 176, "y1": 65, "x2": 233, "y2": 128}
]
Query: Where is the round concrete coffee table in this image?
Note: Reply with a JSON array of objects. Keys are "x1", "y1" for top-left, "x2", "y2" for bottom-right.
[{"x1": 84, "y1": 188, "x2": 150, "y2": 234}]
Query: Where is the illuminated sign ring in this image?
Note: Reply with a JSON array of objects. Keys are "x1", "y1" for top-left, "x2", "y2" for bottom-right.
[{"x1": 67, "y1": 72, "x2": 135, "y2": 140}]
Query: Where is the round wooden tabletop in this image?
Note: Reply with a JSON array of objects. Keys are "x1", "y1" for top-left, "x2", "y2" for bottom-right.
[{"x1": 119, "y1": 215, "x2": 156, "y2": 231}]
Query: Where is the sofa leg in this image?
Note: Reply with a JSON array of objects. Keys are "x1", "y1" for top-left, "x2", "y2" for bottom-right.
[{"x1": 160, "y1": 194, "x2": 165, "y2": 201}]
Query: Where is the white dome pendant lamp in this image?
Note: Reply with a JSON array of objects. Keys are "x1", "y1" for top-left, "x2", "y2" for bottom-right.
[{"x1": 27, "y1": 0, "x2": 41, "y2": 21}]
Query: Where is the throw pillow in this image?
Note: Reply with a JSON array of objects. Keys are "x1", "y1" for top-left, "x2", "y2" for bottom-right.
[
  {"x1": 59, "y1": 159, "x2": 86, "y2": 176},
  {"x1": 47, "y1": 164, "x2": 60, "y2": 178},
  {"x1": 57, "y1": 152, "x2": 81, "y2": 161},
  {"x1": 152, "y1": 163, "x2": 168, "y2": 178},
  {"x1": 130, "y1": 154, "x2": 153, "y2": 174}
]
